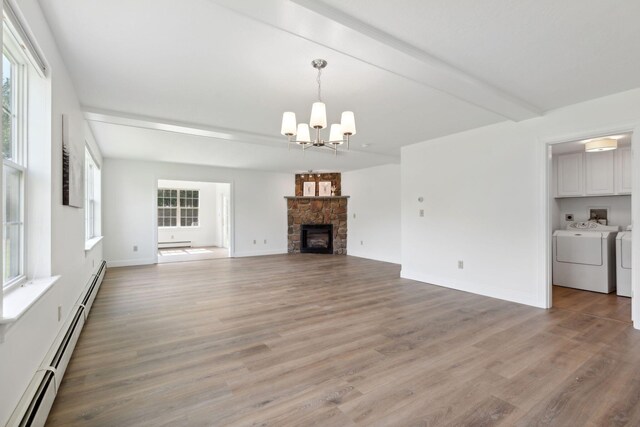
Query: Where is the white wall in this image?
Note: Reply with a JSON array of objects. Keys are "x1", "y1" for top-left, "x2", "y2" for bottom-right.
[
  {"x1": 103, "y1": 159, "x2": 291, "y2": 266},
  {"x1": 557, "y1": 196, "x2": 631, "y2": 229},
  {"x1": 342, "y1": 164, "x2": 401, "y2": 264},
  {"x1": 157, "y1": 179, "x2": 219, "y2": 247},
  {"x1": 0, "y1": 0, "x2": 104, "y2": 425},
  {"x1": 402, "y1": 88, "x2": 640, "y2": 308}
]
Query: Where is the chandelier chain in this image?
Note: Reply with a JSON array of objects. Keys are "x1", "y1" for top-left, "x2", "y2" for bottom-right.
[{"x1": 317, "y1": 67, "x2": 322, "y2": 102}]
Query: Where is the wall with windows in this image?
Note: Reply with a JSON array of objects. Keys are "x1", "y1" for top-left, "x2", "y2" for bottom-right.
[
  {"x1": 103, "y1": 159, "x2": 290, "y2": 266},
  {"x1": 157, "y1": 179, "x2": 220, "y2": 247},
  {"x1": 0, "y1": 0, "x2": 104, "y2": 425}
]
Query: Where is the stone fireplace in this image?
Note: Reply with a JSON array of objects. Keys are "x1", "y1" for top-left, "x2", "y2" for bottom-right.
[{"x1": 286, "y1": 172, "x2": 348, "y2": 255}]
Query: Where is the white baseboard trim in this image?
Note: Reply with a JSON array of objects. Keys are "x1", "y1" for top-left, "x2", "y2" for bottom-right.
[
  {"x1": 107, "y1": 258, "x2": 156, "y2": 268},
  {"x1": 233, "y1": 249, "x2": 287, "y2": 258},
  {"x1": 400, "y1": 268, "x2": 543, "y2": 308}
]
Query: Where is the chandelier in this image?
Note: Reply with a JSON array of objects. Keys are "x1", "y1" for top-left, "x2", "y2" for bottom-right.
[{"x1": 280, "y1": 59, "x2": 356, "y2": 155}]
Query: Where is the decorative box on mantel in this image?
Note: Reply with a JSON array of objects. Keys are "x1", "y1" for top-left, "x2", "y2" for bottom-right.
[{"x1": 285, "y1": 196, "x2": 349, "y2": 255}]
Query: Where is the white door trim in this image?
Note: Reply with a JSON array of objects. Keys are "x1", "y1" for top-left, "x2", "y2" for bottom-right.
[
  {"x1": 153, "y1": 179, "x2": 235, "y2": 263},
  {"x1": 540, "y1": 122, "x2": 639, "y2": 329}
]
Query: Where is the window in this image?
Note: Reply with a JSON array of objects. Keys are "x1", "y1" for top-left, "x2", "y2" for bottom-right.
[
  {"x1": 85, "y1": 147, "x2": 101, "y2": 242},
  {"x1": 157, "y1": 189, "x2": 199, "y2": 227},
  {"x1": 2, "y1": 30, "x2": 26, "y2": 289},
  {"x1": 179, "y1": 190, "x2": 199, "y2": 227},
  {"x1": 157, "y1": 189, "x2": 177, "y2": 227}
]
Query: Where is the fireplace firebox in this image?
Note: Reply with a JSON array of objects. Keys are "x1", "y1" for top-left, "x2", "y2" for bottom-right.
[{"x1": 301, "y1": 224, "x2": 333, "y2": 254}]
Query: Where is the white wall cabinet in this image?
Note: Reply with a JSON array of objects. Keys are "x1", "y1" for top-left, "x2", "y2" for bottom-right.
[
  {"x1": 556, "y1": 149, "x2": 631, "y2": 198},
  {"x1": 556, "y1": 153, "x2": 584, "y2": 197},
  {"x1": 616, "y1": 147, "x2": 632, "y2": 195},
  {"x1": 585, "y1": 151, "x2": 614, "y2": 195}
]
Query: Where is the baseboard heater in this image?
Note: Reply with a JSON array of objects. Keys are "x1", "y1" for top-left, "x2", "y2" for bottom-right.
[
  {"x1": 158, "y1": 240, "x2": 192, "y2": 249},
  {"x1": 7, "y1": 260, "x2": 107, "y2": 427}
]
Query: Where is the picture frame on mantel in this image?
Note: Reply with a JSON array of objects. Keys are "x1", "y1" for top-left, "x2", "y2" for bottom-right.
[
  {"x1": 318, "y1": 181, "x2": 332, "y2": 197},
  {"x1": 303, "y1": 181, "x2": 316, "y2": 197}
]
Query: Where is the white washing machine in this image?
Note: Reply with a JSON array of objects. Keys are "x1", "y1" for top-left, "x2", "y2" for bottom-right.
[
  {"x1": 616, "y1": 226, "x2": 632, "y2": 297},
  {"x1": 553, "y1": 221, "x2": 619, "y2": 293}
]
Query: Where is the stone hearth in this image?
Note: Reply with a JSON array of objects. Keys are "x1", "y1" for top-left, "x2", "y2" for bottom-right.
[{"x1": 286, "y1": 196, "x2": 348, "y2": 255}]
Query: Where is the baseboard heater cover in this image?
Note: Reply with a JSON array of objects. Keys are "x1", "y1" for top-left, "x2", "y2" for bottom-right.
[
  {"x1": 7, "y1": 260, "x2": 106, "y2": 427},
  {"x1": 158, "y1": 240, "x2": 192, "y2": 249}
]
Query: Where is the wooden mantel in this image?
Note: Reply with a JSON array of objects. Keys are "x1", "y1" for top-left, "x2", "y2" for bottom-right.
[{"x1": 284, "y1": 196, "x2": 350, "y2": 200}]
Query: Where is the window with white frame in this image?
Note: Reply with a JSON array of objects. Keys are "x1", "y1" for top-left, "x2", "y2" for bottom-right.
[
  {"x1": 2, "y1": 28, "x2": 27, "y2": 288},
  {"x1": 85, "y1": 147, "x2": 101, "y2": 241},
  {"x1": 157, "y1": 189, "x2": 199, "y2": 228}
]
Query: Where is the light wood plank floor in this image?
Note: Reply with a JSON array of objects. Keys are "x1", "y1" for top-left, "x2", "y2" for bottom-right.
[
  {"x1": 553, "y1": 285, "x2": 631, "y2": 323},
  {"x1": 47, "y1": 255, "x2": 640, "y2": 426}
]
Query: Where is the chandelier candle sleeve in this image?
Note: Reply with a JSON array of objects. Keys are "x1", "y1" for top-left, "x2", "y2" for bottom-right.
[
  {"x1": 341, "y1": 111, "x2": 356, "y2": 135},
  {"x1": 329, "y1": 124, "x2": 344, "y2": 143},
  {"x1": 296, "y1": 123, "x2": 311, "y2": 143},
  {"x1": 310, "y1": 102, "x2": 327, "y2": 129},
  {"x1": 281, "y1": 112, "x2": 297, "y2": 136}
]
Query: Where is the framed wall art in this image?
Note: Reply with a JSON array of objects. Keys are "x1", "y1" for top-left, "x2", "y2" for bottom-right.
[
  {"x1": 318, "y1": 181, "x2": 332, "y2": 196},
  {"x1": 303, "y1": 181, "x2": 316, "y2": 197},
  {"x1": 62, "y1": 114, "x2": 84, "y2": 207}
]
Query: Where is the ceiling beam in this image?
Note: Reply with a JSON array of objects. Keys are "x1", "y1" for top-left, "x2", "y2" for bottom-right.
[
  {"x1": 84, "y1": 108, "x2": 284, "y2": 146},
  {"x1": 83, "y1": 107, "x2": 400, "y2": 161},
  {"x1": 210, "y1": 0, "x2": 541, "y2": 121}
]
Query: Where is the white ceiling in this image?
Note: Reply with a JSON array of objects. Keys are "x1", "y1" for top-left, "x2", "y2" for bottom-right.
[{"x1": 38, "y1": 0, "x2": 640, "y2": 172}]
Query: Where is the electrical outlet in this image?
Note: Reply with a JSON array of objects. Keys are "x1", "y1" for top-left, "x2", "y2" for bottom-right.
[
  {"x1": 133, "y1": 245, "x2": 138, "y2": 252},
  {"x1": 264, "y1": 239, "x2": 267, "y2": 244},
  {"x1": 565, "y1": 214, "x2": 574, "y2": 221},
  {"x1": 353, "y1": 213, "x2": 356, "y2": 219},
  {"x1": 419, "y1": 209, "x2": 425, "y2": 217},
  {"x1": 360, "y1": 240, "x2": 364, "y2": 245},
  {"x1": 253, "y1": 239, "x2": 256, "y2": 244},
  {"x1": 57, "y1": 306, "x2": 62, "y2": 322},
  {"x1": 458, "y1": 260, "x2": 464, "y2": 269}
]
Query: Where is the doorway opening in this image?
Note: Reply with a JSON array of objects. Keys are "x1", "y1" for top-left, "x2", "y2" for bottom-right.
[
  {"x1": 547, "y1": 133, "x2": 633, "y2": 323},
  {"x1": 156, "y1": 179, "x2": 231, "y2": 264}
]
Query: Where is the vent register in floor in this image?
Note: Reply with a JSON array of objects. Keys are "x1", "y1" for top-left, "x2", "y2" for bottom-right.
[{"x1": 286, "y1": 172, "x2": 348, "y2": 255}]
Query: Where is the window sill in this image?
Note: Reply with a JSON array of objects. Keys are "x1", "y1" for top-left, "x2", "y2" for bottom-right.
[
  {"x1": 85, "y1": 236, "x2": 104, "y2": 252},
  {"x1": 1, "y1": 276, "x2": 61, "y2": 342}
]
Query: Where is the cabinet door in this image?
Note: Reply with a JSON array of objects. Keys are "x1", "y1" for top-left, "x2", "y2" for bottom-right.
[
  {"x1": 585, "y1": 151, "x2": 614, "y2": 195},
  {"x1": 615, "y1": 147, "x2": 632, "y2": 195},
  {"x1": 557, "y1": 153, "x2": 584, "y2": 197}
]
